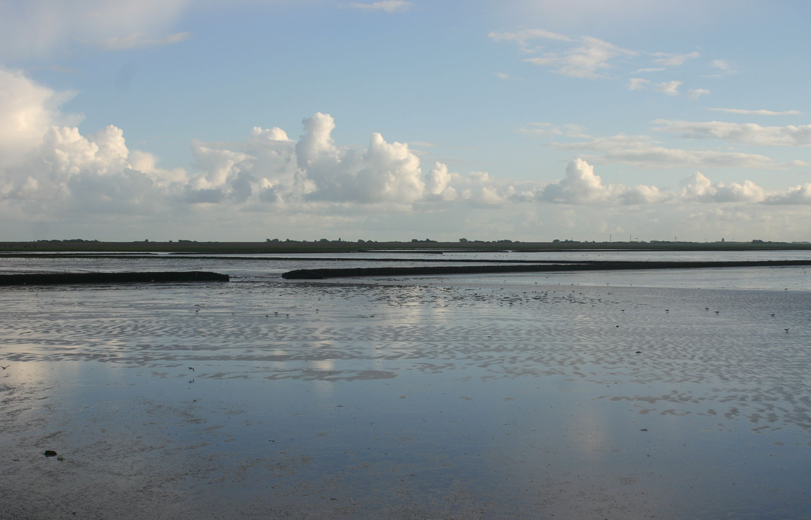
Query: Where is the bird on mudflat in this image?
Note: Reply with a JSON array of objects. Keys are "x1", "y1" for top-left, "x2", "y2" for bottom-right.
[
  {"x1": 1, "y1": 365, "x2": 8, "y2": 370},
  {"x1": 189, "y1": 367, "x2": 195, "y2": 372}
]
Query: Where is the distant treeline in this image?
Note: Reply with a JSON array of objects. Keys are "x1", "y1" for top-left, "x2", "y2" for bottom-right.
[{"x1": 2, "y1": 240, "x2": 810, "y2": 254}]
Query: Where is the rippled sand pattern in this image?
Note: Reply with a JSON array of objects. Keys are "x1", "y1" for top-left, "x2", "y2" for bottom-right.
[{"x1": 2, "y1": 277, "x2": 811, "y2": 519}]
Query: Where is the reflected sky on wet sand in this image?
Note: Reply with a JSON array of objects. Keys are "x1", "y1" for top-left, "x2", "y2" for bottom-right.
[{"x1": 2, "y1": 263, "x2": 811, "y2": 518}]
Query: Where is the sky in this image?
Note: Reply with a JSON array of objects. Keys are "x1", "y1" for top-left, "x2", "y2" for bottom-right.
[{"x1": 1, "y1": 0, "x2": 811, "y2": 242}]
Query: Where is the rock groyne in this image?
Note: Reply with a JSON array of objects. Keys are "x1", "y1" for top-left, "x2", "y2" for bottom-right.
[
  {"x1": 282, "y1": 260, "x2": 811, "y2": 279},
  {"x1": 0, "y1": 271, "x2": 230, "y2": 286}
]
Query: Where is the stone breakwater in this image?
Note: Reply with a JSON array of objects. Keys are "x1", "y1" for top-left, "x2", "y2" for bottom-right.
[
  {"x1": 282, "y1": 260, "x2": 811, "y2": 279},
  {"x1": 0, "y1": 271, "x2": 230, "y2": 286}
]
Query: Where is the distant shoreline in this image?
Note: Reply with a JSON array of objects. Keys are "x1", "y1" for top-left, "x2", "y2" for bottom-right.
[{"x1": 2, "y1": 240, "x2": 810, "y2": 254}]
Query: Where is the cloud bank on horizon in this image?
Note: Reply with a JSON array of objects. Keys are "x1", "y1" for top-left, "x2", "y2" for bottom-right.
[
  {"x1": 1, "y1": 0, "x2": 810, "y2": 241},
  {"x1": 2, "y1": 69, "x2": 808, "y2": 211}
]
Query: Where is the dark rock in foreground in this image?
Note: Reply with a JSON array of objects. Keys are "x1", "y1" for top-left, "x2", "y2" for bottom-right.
[
  {"x1": 0, "y1": 272, "x2": 230, "y2": 286},
  {"x1": 282, "y1": 260, "x2": 811, "y2": 279}
]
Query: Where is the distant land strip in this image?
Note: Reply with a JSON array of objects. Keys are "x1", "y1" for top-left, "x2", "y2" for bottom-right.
[
  {"x1": 282, "y1": 260, "x2": 811, "y2": 279},
  {"x1": 2, "y1": 240, "x2": 811, "y2": 254},
  {"x1": 0, "y1": 272, "x2": 230, "y2": 286},
  {"x1": 0, "y1": 253, "x2": 589, "y2": 264}
]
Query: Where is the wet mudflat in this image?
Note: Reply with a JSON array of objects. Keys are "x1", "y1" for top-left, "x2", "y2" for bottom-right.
[{"x1": 2, "y1": 270, "x2": 811, "y2": 519}]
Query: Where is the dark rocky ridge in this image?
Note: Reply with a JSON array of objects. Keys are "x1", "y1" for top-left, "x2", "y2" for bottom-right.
[
  {"x1": 0, "y1": 272, "x2": 229, "y2": 286},
  {"x1": 282, "y1": 260, "x2": 811, "y2": 279}
]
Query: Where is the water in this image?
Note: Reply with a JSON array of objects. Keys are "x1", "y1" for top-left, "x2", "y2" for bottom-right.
[
  {"x1": 1, "y1": 252, "x2": 811, "y2": 519},
  {"x1": 3, "y1": 249, "x2": 811, "y2": 288}
]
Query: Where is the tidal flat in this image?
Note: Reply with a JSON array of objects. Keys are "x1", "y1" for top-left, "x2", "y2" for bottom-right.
[{"x1": 2, "y1": 254, "x2": 811, "y2": 519}]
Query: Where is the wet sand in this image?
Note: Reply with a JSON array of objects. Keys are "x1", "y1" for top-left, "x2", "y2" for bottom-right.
[{"x1": 2, "y1": 272, "x2": 811, "y2": 518}]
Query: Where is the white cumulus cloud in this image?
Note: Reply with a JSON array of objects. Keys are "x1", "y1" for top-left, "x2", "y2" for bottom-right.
[
  {"x1": 539, "y1": 158, "x2": 614, "y2": 204},
  {"x1": 538, "y1": 159, "x2": 665, "y2": 205},
  {"x1": 680, "y1": 172, "x2": 766, "y2": 203},
  {"x1": 5, "y1": 66, "x2": 811, "y2": 246},
  {"x1": 618, "y1": 184, "x2": 667, "y2": 205},
  {"x1": 764, "y1": 184, "x2": 811, "y2": 205},
  {"x1": 0, "y1": 67, "x2": 79, "y2": 165},
  {"x1": 294, "y1": 112, "x2": 425, "y2": 204},
  {"x1": 425, "y1": 162, "x2": 457, "y2": 200}
]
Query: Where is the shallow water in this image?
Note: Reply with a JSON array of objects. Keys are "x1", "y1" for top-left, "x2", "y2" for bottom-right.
[
  {"x1": 1, "y1": 255, "x2": 811, "y2": 519},
  {"x1": 3, "y1": 249, "x2": 811, "y2": 288}
]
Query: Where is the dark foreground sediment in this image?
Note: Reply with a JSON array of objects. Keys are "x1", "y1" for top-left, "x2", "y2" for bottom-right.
[
  {"x1": 282, "y1": 259, "x2": 811, "y2": 279},
  {"x1": 0, "y1": 271, "x2": 229, "y2": 286}
]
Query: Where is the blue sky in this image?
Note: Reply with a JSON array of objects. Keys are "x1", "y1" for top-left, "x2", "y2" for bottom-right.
[{"x1": 1, "y1": 0, "x2": 811, "y2": 242}]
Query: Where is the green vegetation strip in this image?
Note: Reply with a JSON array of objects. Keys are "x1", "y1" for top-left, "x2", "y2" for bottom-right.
[
  {"x1": 0, "y1": 272, "x2": 229, "y2": 286},
  {"x1": 282, "y1": 260, "x2": 811, "y2": 279}
]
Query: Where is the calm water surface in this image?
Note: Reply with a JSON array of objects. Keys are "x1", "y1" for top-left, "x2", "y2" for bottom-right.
[{"x1": 1, "y1": 253, "x2": 810, "y2": 519}]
